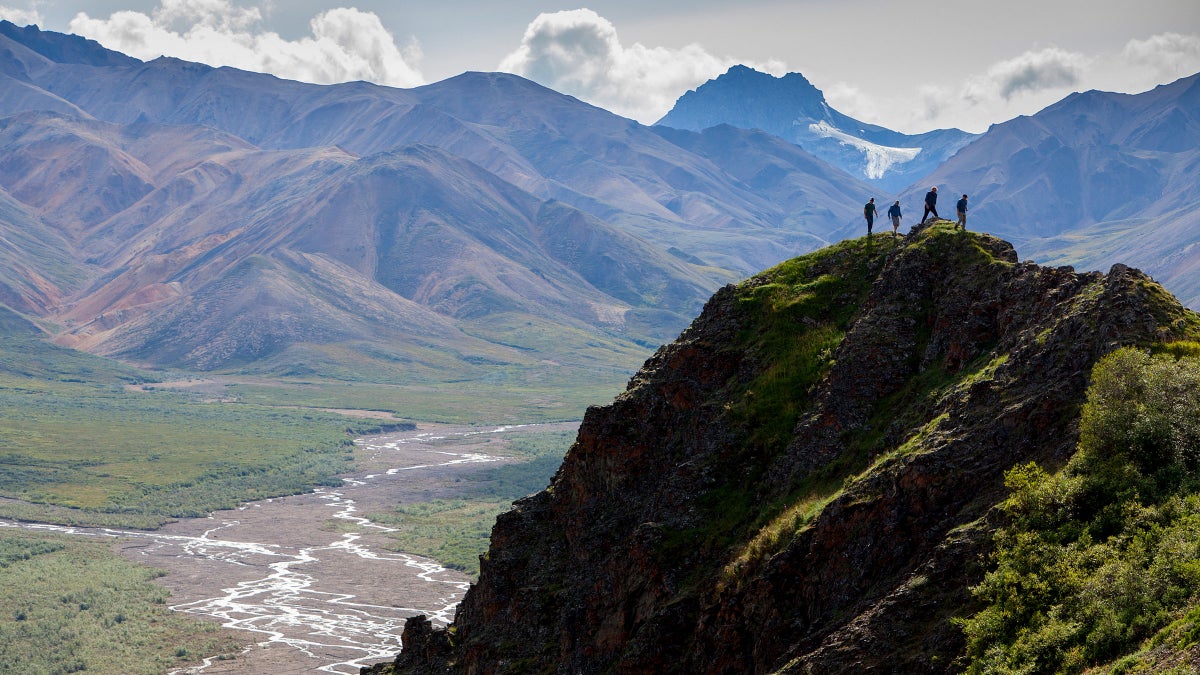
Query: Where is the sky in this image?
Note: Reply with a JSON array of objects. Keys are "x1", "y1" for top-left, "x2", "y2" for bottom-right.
[{"x1": 1, "y1": 1, "x2": 1198, "y2": 134}]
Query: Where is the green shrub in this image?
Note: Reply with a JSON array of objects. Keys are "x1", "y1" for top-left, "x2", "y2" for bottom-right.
[{"x1": 961, "y1": 347, "x2": 1200, "y2": 673}]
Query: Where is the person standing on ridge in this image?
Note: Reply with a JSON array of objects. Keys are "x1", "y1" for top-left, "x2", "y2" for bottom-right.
[
  {"x1": 920, "y1": 186, "x2": 939, "y2": 224},
  {"x1": 887, "y1": 200, "x2": 902, "y2": 236},
  {"x1": 956, "y1": 194, "x2": 968, "y2": 230},
  {"x1": 864, "y1": 198, "x2": 879, "y2": 236}
]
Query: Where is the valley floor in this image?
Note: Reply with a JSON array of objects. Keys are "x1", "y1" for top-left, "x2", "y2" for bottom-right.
[{"x1": 2, "y1": 422, "x2": 578, "y2": 674}]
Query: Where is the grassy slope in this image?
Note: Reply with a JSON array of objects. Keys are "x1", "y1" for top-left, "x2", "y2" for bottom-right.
[
  {"x1": 651, "y1": 224, "x2": 1200, "y2": 670},
  {"x1": 745, "y1": 229, "x2": 1200, "y2": 673},
  {"x1": 657, "y1": 232, "x2": 905, "y2": 581}
]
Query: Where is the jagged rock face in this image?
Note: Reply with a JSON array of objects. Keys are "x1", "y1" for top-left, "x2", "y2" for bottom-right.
[{"x1": 386, "y1": 225, "x2": 1197, "y2": 674}]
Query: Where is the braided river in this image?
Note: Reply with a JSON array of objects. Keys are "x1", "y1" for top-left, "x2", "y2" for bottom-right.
[{"x1": 0, "y1": 422, "x2": 577, "y2": 673}]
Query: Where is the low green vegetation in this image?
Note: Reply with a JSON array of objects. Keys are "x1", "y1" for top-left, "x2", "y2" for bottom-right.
[
  {"x1": 0, "y1": 529, "x2": 240, "y2": 674},
  {"x1": 960, "y1": 346, "x2": 1200, "y2": 672},
  {"x1": 0, "y1": 372, "x2": 381, "y2": 527},
  {"x1": 369, "y1": 430, "x2": 576, "y2": 576},
  {"x1": 0, "y1": 301, "x2": 611, "y2": 529},
  {"x1": 728, "y1": 235, "x2": 897, "y2": 451}
]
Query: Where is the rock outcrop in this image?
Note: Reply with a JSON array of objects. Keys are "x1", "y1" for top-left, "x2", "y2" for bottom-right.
[{"x1": 367, "y1": 223, "x2": 1200, "y2": 674}]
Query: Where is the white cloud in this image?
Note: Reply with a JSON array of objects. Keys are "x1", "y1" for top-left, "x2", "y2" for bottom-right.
[
  {"x1": 1122, "y1": 32, "x2": 1200, "y2": 80},
  {"x1": 499, "y1": 8, "x2": 784, "y2": 124},
  {"x1": 822, "y1": 82, "x2": 872, "y2": 121},
  {"x1": 964, "y1": 47, "x2": 1091, "y2": 103},
  {"x1": 67, "y1": 1, "x2": 423, "y2": 88},
  {"x1": 858, "y1": 47, "x2": 1097, "y2": 133},
  {"x1": 913, "y1": 84, "x2": 952, "y2": 127},
  {"x1": 0, "y1": 5, "x2": 42, "y2": 26}
]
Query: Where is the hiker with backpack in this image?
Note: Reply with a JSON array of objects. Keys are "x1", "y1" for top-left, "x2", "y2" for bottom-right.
[
  {"x1": 956, "y1": 194, "x2": 968, "y2": 230},
  {"x1": 920, "y1": 186, "x2": 939, "y2": 224}
]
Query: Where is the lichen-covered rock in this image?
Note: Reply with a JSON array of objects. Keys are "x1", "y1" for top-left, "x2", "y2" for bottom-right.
[{"x1": 381, "y1": 224, "x2": 1200, "y2": 674}]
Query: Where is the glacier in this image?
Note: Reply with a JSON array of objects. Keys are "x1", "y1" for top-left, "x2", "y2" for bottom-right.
[{"x1": 807, "y1": 121, "x2": 922, "y2": 179}]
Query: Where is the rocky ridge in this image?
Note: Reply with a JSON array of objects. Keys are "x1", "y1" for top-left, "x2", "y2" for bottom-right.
[{"x1": 368, "y1": 222, "x2": 1200, "y2": 673}]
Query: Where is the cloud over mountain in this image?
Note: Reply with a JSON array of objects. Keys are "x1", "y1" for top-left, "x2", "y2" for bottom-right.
[
  {"x1": 67, "y1": 0, "x2": 423, "y2": 87},
  {"x1": 499, "y1": 8, "x2": 783, "y2": 124},
  {"x1": 0, "y1": 5, "x2": 39, "y2": 26},
  {"x1": 1123, "y1": 32, "x2": 1200, "y2": 79},
  {"x1": 964, "y1": 47, "x2": 1090, "y2": 103}
]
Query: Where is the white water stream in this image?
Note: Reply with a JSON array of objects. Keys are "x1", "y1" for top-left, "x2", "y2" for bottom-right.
[{"x1": 0, "y1": 423, "x2": 573, "y2": 673}]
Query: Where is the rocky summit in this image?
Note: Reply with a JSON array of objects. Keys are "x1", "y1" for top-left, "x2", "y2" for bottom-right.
[{"x1": 365, "y1": 222, "x2": 1200, "y2": 673}]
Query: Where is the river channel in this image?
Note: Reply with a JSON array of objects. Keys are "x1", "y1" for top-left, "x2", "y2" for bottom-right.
[{"x1": 0, "y1": 422, "x2": 578, "y2": 674}]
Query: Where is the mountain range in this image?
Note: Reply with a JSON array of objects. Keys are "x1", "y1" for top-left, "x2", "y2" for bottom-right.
[
  {"x1": 1, "y1": 20, "x2": 1198, "y2": 383},
  {"x1": 0, "y1": 21, "x2": 874, "y2": 379}
]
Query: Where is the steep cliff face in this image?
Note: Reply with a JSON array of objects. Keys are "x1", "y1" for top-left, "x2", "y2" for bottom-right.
[{"x1": 378, "y1": 223, "x2": 1200, "y2": 674}]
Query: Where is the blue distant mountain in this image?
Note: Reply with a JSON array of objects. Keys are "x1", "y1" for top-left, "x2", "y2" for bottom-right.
[
  {"x1": 660, "y1": 65, "x2": 1200, "y2": 309},
  {"x1": 656, "y1": 65, "x2": 978, "y2": 192}
]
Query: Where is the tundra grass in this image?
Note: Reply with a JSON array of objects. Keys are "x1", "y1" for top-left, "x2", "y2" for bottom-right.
[
  {"x1": 0, "y1": 310, "x2": 365, "y2": 524},
  {"x1": 0, "y1": 372, "x2": 384, "y2": 526},
  {"x1": 0, "y1": 529, "x2": 241, "y2": 674}
]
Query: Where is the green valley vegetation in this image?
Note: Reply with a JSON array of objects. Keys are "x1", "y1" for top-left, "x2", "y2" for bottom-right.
[
  {"x1": 1, "y1": 307, "x2": 347, "y2": 526},
  {"x1": 0, "y1": 529, "x2": 240, "y2": 674},
  {"x1": 0, "y1": 302, "x2": 613, "y2": 528},
  {"x1": 368, "y1": 429, "x2": 576, "y2": 576},
  {"x1": 0, "y1": 365, "x2": 377, "y2": 528},
  {"x1": 222, "y1": 365, "x2": 629, "y2": 425},
  {"x1": 961, "y1": 344, "x2": 1200, "y2": 672}
]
